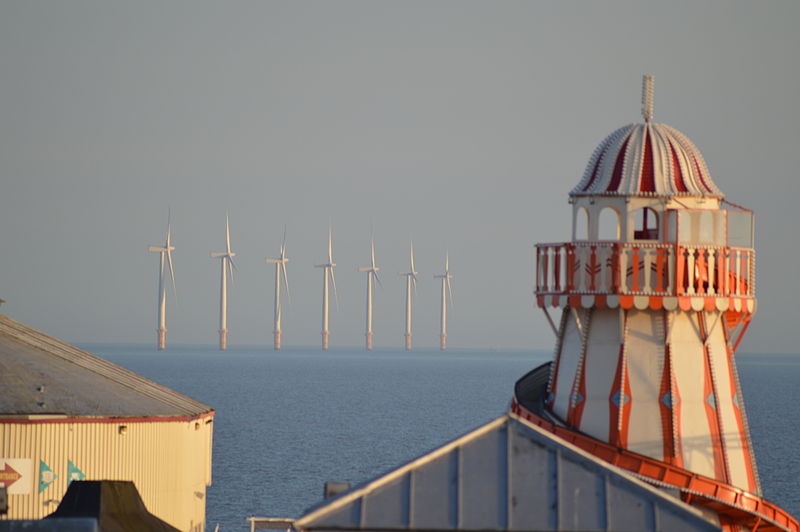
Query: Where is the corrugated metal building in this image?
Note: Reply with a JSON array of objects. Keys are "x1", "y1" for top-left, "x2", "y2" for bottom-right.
[
  {"x1": 0, "y1": 315, "x2": 214, "y2": 532},
  {"x1": 294, "y1": 414, "x2": 719, "y2": 532}
]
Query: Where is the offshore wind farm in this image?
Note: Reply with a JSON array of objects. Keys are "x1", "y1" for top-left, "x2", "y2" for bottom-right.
[{"x1": 150, "y1": 220, "x2": 456, "y2": 351}]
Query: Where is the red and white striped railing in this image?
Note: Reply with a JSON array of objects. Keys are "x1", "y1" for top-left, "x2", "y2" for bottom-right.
[{"x1": 535, "y1": 242, "x2": 755, "y2": 298}]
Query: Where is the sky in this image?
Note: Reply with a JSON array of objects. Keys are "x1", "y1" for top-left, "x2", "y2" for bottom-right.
[{"x1": 0, "y1": 1, "x2": 798, "y2": 352}]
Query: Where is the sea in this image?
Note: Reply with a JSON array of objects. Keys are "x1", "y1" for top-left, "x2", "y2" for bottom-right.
[{"x1": 79, "y1": 344, "x2": 800, "y2": 531}]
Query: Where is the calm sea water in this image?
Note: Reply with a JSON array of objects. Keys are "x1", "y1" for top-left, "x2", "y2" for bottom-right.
[{"x1": 81, "y1": 344, "x2": 800, "y2": 531}]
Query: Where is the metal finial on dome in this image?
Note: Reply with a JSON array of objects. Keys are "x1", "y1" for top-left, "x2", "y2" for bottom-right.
[{"x1": 642, "y1": 74, "x2": 654, "y2": 122}]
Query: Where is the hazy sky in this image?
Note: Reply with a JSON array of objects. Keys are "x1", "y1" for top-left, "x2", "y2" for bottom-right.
[{"x1": 1, "y1": 2, "x2": 798, "y2": 352}]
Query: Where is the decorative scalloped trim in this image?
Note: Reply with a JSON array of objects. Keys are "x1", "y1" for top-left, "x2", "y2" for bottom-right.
[{"x1": 538, "y1": 294, "x2": 756, "y2": 314}]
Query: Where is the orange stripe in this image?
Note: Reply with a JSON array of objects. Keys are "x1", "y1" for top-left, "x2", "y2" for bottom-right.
[
  {"x1": 699, "y1": 312, "x2": 730, "y2": 484},
  {"x1": 722, "y1": 319, "x2": 759, "y2": 494},
  {"x1": 608, "y1": 344, "x2": 626, "y2": 447},
  {"x1": 659, "y1": 324, "x2": 683, "y2": 467},
  {"x1": 620, "y1": 356, "x2": 632, "y2": 448},
  {"x1": 608, "y1": 311, "x2": 630, "y2": 448},
  {"x1": 567, "y1": 310, "x2": 591, "y2": 429}
]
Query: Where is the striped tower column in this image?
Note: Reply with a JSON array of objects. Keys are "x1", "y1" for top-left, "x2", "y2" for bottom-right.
[{"x1": 546, "y1": 305, "x2": 759, "y2": 494}]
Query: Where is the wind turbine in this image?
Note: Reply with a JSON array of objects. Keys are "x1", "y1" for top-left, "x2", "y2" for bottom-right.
[
  {"x1": 357, "y1": 232, "x2": 382, "y2": 350},
  {"x1": 433, "y1": 252, "x2": 454, "y2": 350},
  {"x1": 399, "y1": 240, "x2": 418, "y2": 351},
  {"x1": 314, "y1": 227, "x2": 338, "y2": 350},
  {"x1": 148, "y1": 213, "x2": 176, "y2": 350},
  {"x1": 210, "y1": 215, "x2": 236, "y2": 350},
  {"x1": 265, "y1": 228, "x2": 290, "y2": 350}
]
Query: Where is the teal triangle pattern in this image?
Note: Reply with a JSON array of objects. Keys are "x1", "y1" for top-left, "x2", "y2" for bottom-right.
[
  {"x1": 67, "y1": 460, "x2": 85, "y2": 484},
  {"x1": 39, "y1": 460, "x2": 57, "y2": 493},
  {"x1": 612, "y1": 390, "x2": 629, "y2": 408},
  {"x1": 705, "y1": 392, "x2": 717, "y2": 410}
]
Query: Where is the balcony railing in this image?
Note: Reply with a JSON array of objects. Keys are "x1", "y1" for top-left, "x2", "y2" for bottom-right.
[{"x1": 535, "y1": 242, "x2": 754, "y2": 298}]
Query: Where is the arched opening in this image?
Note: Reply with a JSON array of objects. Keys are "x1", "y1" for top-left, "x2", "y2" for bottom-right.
[
  {"x1": 598, "y1": 208, "x2": 620, "y2": 241},
  {"x1": 633, "y1": 207, "x2": 659, "y2": 240},
  {"x1": 575, "y1": 207, "x2": 589, "y2": 240}
]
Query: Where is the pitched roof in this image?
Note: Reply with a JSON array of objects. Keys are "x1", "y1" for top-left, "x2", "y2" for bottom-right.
[
  {"x1": 0, "y1": 315, "x2": 212, "y2": 419},
  {"x1": 294, "y1": 414, "x2": 718, "y2": 531}
]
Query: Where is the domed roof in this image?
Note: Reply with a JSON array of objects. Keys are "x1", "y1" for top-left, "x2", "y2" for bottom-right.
[
  {"x1": 570, "y1": 123, "x2": 723, "y2": 198},
  {"x1": 571, "y1": 77, "x2": 723, "y2": 199}
]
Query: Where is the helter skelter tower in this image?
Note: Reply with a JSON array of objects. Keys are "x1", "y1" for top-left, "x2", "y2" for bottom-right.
[{"x1": 512, "y1": 77, "x2": 799, "y2": 530}]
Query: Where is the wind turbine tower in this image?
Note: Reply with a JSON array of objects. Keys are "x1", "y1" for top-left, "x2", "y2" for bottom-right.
[
  {"x1": 315, "y1": 228, "x2": 338, "y2": 350},
  {"x1": 357, "y1": 234, "x2": 382, "y2": 350},
  {"x1": 148, "y1": 214, "x2": 176, "y2": 350},
  {"x1": 266, "y1": 229, "x2": 290, "y2": 350},
  {"x1": 434, "y1": 252, "x2": 454, "y2": 350},
  {"x1": 400, "y1": 241, "x2": 418, "y2": 351},
  {"x1": 210, "y1": 215, "x2": 236, "y2": 350}
]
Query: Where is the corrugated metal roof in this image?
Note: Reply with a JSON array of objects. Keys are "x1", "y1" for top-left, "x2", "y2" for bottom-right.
[
  {"x1": 295, "y1": 414, "x2": 719, "y2": 532},
  {"x1": 0, "y1": 315, "x2": 212, "y2": 418}
]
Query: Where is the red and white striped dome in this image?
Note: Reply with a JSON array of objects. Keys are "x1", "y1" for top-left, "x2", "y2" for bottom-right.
[{"x1": 571, "y1": 122, "x2": 723, "y2": 198}]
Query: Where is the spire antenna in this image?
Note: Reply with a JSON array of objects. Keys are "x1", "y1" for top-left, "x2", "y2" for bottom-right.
[{"x1": 641, "y1": 74, "x2": 654, "y2": 122}]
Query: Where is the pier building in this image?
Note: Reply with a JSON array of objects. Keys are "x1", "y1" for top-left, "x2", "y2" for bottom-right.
[
  {"x1": 293, "y1": 414, "x2": 719, "y2": 531},
  {"x1": 0, "y1": 315, "x2": 214, "y2": 531}
]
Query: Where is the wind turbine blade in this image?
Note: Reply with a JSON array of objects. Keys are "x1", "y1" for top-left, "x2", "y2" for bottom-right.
[
  {"x1": 409, "y1": 240, "x2": 415, "y2": 273},
  {"x1": 166, "y1": 210, "x2": 172, "y2": 248},
  {"x1": 445, "y1": 250, "x2": 449, "y2": 272},
  {"x1": 412, "y1": 275, "x2": 417, "y2": 297},
  {"x1": 447, "y1": 277, "x2": 454, "y2": 307},
  {"x1": 374, "y1": 271, "x2": 383, "y2": 289},
  {"x1": 330, "y1": 268, "x2": 339, "y2": 311},
  {"x1": 227, "y1": 257, "x2": 235, "y2": 287},
  {"x1": 226, "y1": 214, "x2": 231, "y2": 254},
  {"x1": 328, "y1": 226, "x2": 333, "y2": 263},
  {"x1": 167, "y1": 250, "x2": 177, "y2": 299},
  {"x1": 371, "y1": 236, "x2": 376, "y2": 269},
  {"x1": 282, "y1": 262, "x2": 291, "y2": 304}
]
